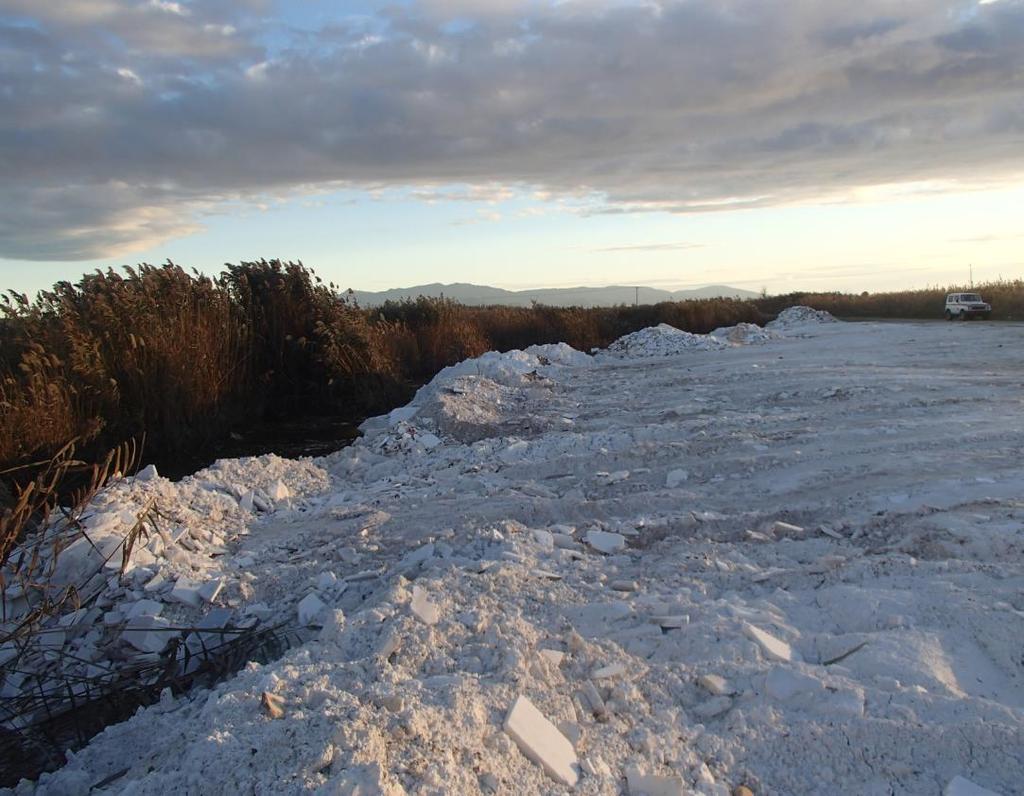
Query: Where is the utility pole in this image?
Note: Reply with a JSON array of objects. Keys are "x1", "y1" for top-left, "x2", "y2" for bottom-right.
[
  {"x1": 634, "y1": 286, "x2": 639, "y2": 307},
  {"x1": 969, "y1": 264, "x2": 973, "y2": 289}
]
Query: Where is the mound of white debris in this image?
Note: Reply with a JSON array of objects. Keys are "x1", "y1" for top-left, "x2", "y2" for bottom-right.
[
  {"x1": 5, "y1": 311, "x2": 1024, "y2": 796},
  {"x1": 765, "y1": 306, "x2": 837, "y2": 329},
  {"x1": 710, "y1": 323, "x2": 779, "y2": 346},
  {"x1": 602, "y1": 324, "x2": 728, "y2": 358}
]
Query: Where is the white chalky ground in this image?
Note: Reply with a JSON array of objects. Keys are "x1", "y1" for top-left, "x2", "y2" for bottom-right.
[{"x1": 4, "y1": 308, "x2": 1024, "y2": 795}]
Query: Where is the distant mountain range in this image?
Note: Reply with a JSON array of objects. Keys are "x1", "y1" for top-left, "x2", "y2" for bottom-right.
[{"x1": 346, "y1": 282, "x2": 760, "y2": 307}]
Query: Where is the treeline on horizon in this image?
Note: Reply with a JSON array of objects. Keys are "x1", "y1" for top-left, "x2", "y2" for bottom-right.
[{"x1": 1, "y1": 260, "x2": 1021, "y2": 493}]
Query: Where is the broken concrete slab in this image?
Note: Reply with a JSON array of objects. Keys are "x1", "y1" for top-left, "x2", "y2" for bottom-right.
[
  {"x1": 943, "y1": 776, "x2": 1002, "y2": 796},
  {"x1": 198, "y1": 578, "x2": 224, "y2": 604},
  {"x1": 538, "y1": 649, "x2": 565, "y2": 667},
  {"x1": 169, "y1": 578, "x2": 203, "y2": 608},
  {"x1": 818, "y1": 523, "x2": 845, "y2": 540},
  {"x1": 297, "y1": 592, "x2": 326, "y2": 626},
  {"x1": 585, "y1": 529, "x2": 626, "y2": 554},
  {"x1": 743, "y1": 622, "x2": 799, "y2": 662},
  {"x1": 650, "y1": 614, "x2": 688, "y2": 629},
  {"x1": 503, "y1": 695, "x2": 579, "y2": 787},
  {"x1": 591, "y1": 663, "x2": 627, "y2": 680},
  {"x1": 396, "y1": 543, "x2": 434, "y2": 573},
  {"x1": 121, "y1": 615, "x2": 173, "y2": 654},
  {"x1": 143, "y1": 572, "x2": 170, "y2": 593},
  {"x1": 765, "y1": 667, "x2": 823, "y2": 701},
  {"x1": 665, "y1": 468, "x2": 689, "y2": 488},
  {"x1": 125, "y1": 599, "x2": 164, "y2": 618},
  {"x1": 625, "y1": 765, "x2": 687, "y2": 796},
  {"x1": 698, "y1": 674, "x2": 733, "y2": 696},
  {"x1": 410, "y1": 585, "x2": 441, "y2": 626}
]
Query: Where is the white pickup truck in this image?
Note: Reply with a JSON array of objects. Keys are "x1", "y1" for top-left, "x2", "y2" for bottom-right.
[{"x1": 944, "y1": 293, "x2": 991, "y2": 320}]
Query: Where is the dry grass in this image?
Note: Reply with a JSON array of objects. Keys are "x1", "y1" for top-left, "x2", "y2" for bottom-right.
[{"x1": 0, "y1": 438, "x2": 144, "y2": 624}]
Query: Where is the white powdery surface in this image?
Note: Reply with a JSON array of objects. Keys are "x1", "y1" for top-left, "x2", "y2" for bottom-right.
[{"x1": 9, "y1": 313, "x2": 1024, "y2": 796}]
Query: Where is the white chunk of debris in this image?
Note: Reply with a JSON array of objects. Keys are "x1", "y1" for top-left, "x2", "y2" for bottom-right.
[
  {"x1": 169, "y1": 578, "x2": 203, "y2": 608},
  {"x1": 650, "y1": 614, "x2": 688, "y2": 629},
  {"x1": 143, "y1": 572, "x2": 170, "y2": 593},
  {"x1": 135, "y1": 464, "x2": 159, "y2": 481},
  {"x1": 692, "y1": 696, "x2": 732, "y2": 718},
  {"x1": 818, "y1": 523, "x2": 845, "y2": 539},
  {"x1": 698, "y1": 674, "x2": 732, "y2": 696},
  {"x1": 198, "y1": 578, "x2": 224, "y2": 604},
  {"x1": 625, "y1": 765, "x2": 687, "y2": 796},
  {"x1": 126, "y1": 599, "x2": 163, "y2": 618},
  {"x1": 743, "y1": 622, "x2": 799, "y2": 662},
  {"x1": 585, "y1": 529, "x2": 627, "y2": 554},
  {"x1": 121, "y1": 615, "x2": 172, "y2": 653},
  {"x1": 297, "y1": 592, "x2": 326, "y2": 626},
  {"x1": 538, "y1": 649, "x2": 565, "y2": 667},
  {"x1": 269, "y1": 480, "x2": 290, "y2": 501},
  {"x1": 772, "y1": 520, "x2": 804, "y2": 535},
  {"x1": 766, "y1": 667, "x2": 822, "y2": 701},
  {"x1": 410, "y1": 585, "x2": 441, "y2": 626},
  {"x1": 503, "y1": 695, "x2": 579, "y2": 787},
  {"x1": 944, "y1": 776, "x2": 1003, "y2": 796},
  {"x1": 665, "y1": 468, "x2": 689, "y2": 488},
  {"x1": 591, "y1": 663, "x2": 627, "y2": 680}
]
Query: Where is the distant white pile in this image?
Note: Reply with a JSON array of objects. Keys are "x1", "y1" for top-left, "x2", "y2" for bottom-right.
[
  {"x1": 602, "y1": 319, "x2": 792, "y2": 360},
  {"x1": 602, "y1": 324, "x2": 728, "y2": 358},
  {"x1": 765, "y1": 305, "x2": 837, "y2": 329},
  {"x1": 710, "y1": 322, "x2": 779, "y2": 346}
]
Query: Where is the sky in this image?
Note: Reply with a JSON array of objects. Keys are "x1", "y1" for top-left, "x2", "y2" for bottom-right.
[{"x1": 1, "y1": 0, "x2": 1022, "y2": 297}]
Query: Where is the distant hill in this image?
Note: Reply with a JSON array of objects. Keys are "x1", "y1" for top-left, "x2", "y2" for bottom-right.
[{"x1": 347, "y1": 282, "x2": 759, "y2": 307}]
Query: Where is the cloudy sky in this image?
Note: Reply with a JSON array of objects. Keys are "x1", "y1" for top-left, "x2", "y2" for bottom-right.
[{"x1": 2, "y1": 0, "x2": 1023, "y2": 296}]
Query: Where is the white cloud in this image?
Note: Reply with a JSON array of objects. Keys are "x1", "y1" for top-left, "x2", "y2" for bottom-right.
[
  {"x1": 3, "y1": 0, "x2": 1024, "y2": 259},
  {"x1": 116, "y1": 66, "x2": 142, "y2": 85},
  {"x1": 148, "y1": 0, "x2": 190, "y2": 16}
]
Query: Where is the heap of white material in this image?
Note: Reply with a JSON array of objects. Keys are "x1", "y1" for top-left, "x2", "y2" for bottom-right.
[
  {"x1": 603, "y1": 324, "x2": 728, "y2": 358},
  {"x1": 766, "y1": 305, "x2": 838, "y2": 329}
]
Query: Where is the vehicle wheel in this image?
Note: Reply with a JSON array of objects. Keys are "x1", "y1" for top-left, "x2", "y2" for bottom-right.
[{"x1": 945, "y1": 310, "x2": 953, "y2": 321}]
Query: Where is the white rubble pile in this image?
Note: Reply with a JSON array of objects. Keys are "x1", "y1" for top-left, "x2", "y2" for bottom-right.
[
  {"x1": 766, "y1": 305, "x2": 838, "y2": 329},
  {"x1": 602, "y1": 324, "x2": 728, "y2": 358},
  {"x1": 710, "y1": 322, "x2": 778, "y2": 345},
  {"x1": 5, "y1": 309, "x2": 1023, "y2": 796},
  {"x1": 0, "y1": 455, "x2": 330, "y2": 721},
  {"x1": 359, "y1": 343, "x2": 593, "y2": 447}
]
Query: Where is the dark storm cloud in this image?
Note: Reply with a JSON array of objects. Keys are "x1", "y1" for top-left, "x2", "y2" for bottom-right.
[{"x1": 2, "y1": 0, "x2": 1023, "y2": 260}]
